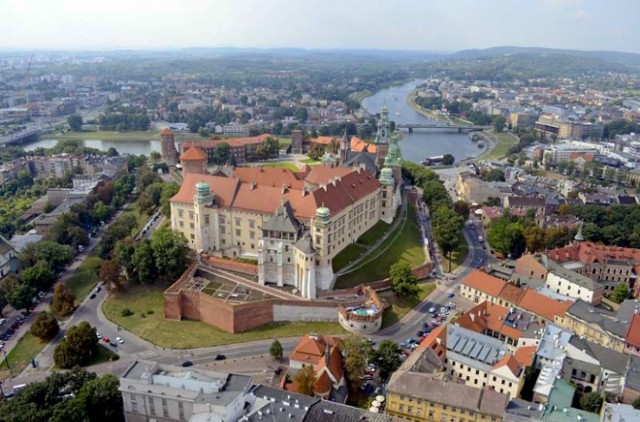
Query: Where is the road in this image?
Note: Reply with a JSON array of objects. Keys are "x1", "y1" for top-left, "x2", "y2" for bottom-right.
[{"x1": 6, "y1": 182, "x2": 489, "y2": 391}]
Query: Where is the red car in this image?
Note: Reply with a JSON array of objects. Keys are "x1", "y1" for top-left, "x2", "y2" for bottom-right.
[{"x1": 102, "y1": 337, "x2": 110, "y2": 343}]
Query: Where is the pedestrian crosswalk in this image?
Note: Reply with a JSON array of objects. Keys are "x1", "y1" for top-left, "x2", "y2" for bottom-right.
[{"x1": 129, "y1": 350, "x2": 167, "y2": 360}]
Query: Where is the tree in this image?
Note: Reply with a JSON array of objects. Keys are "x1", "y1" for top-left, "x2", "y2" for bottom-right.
[
  {"x1": 452, "y1": 200, "x2": 470, "y2": 220},
  {"x1": 294, "y1": 365, "x2": 317, "y2": 396},
  {"x1": 19, "y1": 241, "x2": 73, "y2": 272},
  {"x1": 612, "y1": 282, "x2": 630, "y2": 304},
  {"x1": 307, "y1": 142, "x2": 324, "y2": 160},
  {"x1": 389, "y1": 262, "x2": 419, "y2": 299},
  {"x1": 482, "y1": 168, "x2": 506, "y2": 182},
  {"x1": 53, "y1": 322, "x2": 98, "y2": 369},
  {"x1": 341, "y1": 336, "x2": 372, "y2": 390},
  {"x1": 432, "y1": 207, "x2": 464, "y2": 272},
  {"x1": 21, "y1": 261, "x2": 55, "y2": 291},
  {"x1": 441, "y1": 153, "x2": 455, "y2": 165},
  {"x1": 632, "y1": 396, "x2": 640, "y2": 410},
  {"x1": 99, "y1": 260, "x2": 123, "y2": 293},
  {"x1": 30, "y1": 311, "x2": 59, "y2": 341},
  {"x1": 270, "y1": 339, "x2": 283, "y2": 361},
  {"x1": 130, "y1": 240, "x2": 156, "y2": 283},
  {"x1": 492, "y1": 115, "x2": 506, "y2": 133},
  {"x1": 579, "y1": 392, "x2": 603, "y2": 413},
  {"x1": 150, "y1": 227, "x2": 188, "y2": 282},
  {"x1": 0, "y1": 274, "x2": 17, "y2": 297},
  {"x1": 51, "y1": 283, "x2": 76, "y2": 316},
  {"x1": 72, "y1": 374, "x2": 123, "y2": 422},
  {"x1": 160, "y1": 182, "x2": 180, "y2": 217},
  {"x1": 372, "y1": 340, "x2": 401, "y2": 382},
  {"x1": 67, "y1": 114, "x2": 83, "y2": 132},
  {"x1": 7, "y1": 283, "x2": 36, "y2": 310}
]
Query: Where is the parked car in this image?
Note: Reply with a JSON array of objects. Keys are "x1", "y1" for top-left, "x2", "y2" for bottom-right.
[
  {"x1": 181, "y1": 361, "x2": 193, "y2": 367},
  {"x1": 89, "y1": 294, "x2": 96, "y2": 299},
  {"x1": 96, "y1": 332, "x2": 102, "y2": 339},
  {"x1": 116, "y1": 337, "x2": 124, "y2": 344},
  {"x1": 428, "y1": 307, "x2": 437, "y2": 314},
  {"x1": 109, "y1": 342, "x2": 118, "y2": 347},
  {"x1": 448, "y1": 292, "x2": 455, "y2": 298},
  {"x1": 215, "y1": 354, "x2": 226, "y2": 361},
  {"x1": 102, "y1": 337, "x2": 110, "y2": 343}
]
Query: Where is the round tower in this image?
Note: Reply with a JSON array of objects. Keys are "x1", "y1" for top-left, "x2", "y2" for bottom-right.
[
  {"x1": 180, "y1": 146, "x2": 208, "y2": 175},
  {"x1": 159, "y1": 127, "x2": 178, "y2": 166}
]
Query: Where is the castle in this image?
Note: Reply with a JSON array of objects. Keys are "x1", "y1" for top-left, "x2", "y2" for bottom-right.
[{"x1": 168, "y1": 107, "x2": 402, "y2": 298}]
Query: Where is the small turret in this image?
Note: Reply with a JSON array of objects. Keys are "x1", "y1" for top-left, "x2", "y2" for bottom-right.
[{"x1": 194, "y1": 182, "x2": 212, "y2": 204}]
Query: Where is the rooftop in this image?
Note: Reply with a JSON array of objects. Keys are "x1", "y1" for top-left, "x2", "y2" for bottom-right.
[{"x1": 386, "y1": 372, "x2": 509, "y2": 418}]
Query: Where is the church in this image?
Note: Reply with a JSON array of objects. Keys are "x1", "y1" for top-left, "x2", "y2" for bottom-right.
[{"x1": 168, "y1": 106, "x2": 403, "y2": 298}]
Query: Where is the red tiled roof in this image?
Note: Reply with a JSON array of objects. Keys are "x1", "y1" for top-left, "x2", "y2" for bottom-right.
[
  {"x1": 461, "y1": 270, "x2": 507, "y2": 297},
  {"x1": 514, "y1": 345, "x2": 537, "y2": 368},
  {"x1": 309, "y1": 136, "x2": 338, "y2": 145},
  {"x1": 517, "y1": 289, "x2": 571, "y2": 322},
  {"x1": 498, "y1": 283, "x2": 525, "y2": 305},
  {"x1": 232, "y1": 167, "x2": 304, "y2": 189},
  {"x1": 547, "y1": 242, "x2": 640, "y2": 266},
  {"x1": 304, "y1": 166, "x2": 354, "y2": 186},
  {"x1": 492, "y1": 354, "x2": 522, "y2": 377},
  {"x1": 313, "y1": 371, "x2": 333, "y2": 396},
  {"x1": 186, "y1": 134, "x2": 273, "y2": 150},
  {"x1": 350, "y1": 137, "x2": 377, "y2": 153},
  {"x1": 417, "y1": 325, "x2": 447, "y2": 351},
  {"x1": 170, "y1": 173, "x2": 240, "y2": 206},
  {"x1": 180, "y1": 146, "x2": 208, "y2": 162},
  {"x1": 289, "y1": 335, "x2": 340, "y2": 366},
  {"x1": 626, "y1": 315, "x2": 640, "y2": 348}
]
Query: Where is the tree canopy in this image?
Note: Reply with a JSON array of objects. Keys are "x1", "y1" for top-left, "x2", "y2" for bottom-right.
[
  {"x1": 53, "y1": 322, "x2": 98, "y2": 369},
  {"x1": 372, "y1": 340, "x2": 401, "y2": 382},
  {"x1": 389, "y1": 262, "x2": 419, "y2": 299}
]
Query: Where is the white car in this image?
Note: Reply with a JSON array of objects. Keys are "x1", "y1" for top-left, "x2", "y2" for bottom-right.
[
  {"x1": 96, "y1": 332, "x2": 102, "y2": 339},
  {"x1": 428, "y1": 307, "x2": 437, "y2": 314},
  {"x1": 116, "y1": 337, "x2": 124, "y2": 344}
]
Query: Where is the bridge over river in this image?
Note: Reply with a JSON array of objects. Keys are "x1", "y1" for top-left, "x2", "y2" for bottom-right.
[
  {"x1": 0, "y1": 125, "x2": 56, "y2": 147},
  {"x1": 396, "y1": 123, "x2": 491, "y2": 133}
]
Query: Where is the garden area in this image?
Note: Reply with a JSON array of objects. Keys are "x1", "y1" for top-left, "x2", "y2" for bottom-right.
[
  {"x1": 380, "y1": 282, "x2": 436, "y2": 328},
  {"x1": 334, "y1": 204, "x2": 425, "y2": 289},
  {"x1": 102, "y1": 286, "x2": 346, "y2": 349},
  {"x1": 0, "y1": 332, "x2": 43, "y2": 379}
]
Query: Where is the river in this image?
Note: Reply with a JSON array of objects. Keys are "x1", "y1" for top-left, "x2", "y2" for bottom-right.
[
  {"x1": 24, "y1": 80, "x2": 483, "y2": 163},
  {"x1": 362, "y1": 80, "x2": 484, "y2": 163},
  {"x1": 23, "y1": 138, "x2": 162, "y2": 155}
]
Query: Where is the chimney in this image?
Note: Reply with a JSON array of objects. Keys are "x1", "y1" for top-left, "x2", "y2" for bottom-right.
[
  {"x1": 302, "y1": 186, "x2": 308, "y2": 197},
  {"x1": 470, "y1": 313, "x2": 475, "y2": 322},
  {"x1": 281, "y1": 184, "x2": 288, "y2": 194},
  {"x1": 250, "y1": 181, "x2": 256, "y2": 190}
]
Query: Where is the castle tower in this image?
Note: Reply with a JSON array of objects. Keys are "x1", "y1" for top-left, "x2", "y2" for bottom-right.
[
  {"x1": 294, "y1": 234, "x2": 316, "y2": 299},
  {"x1": 180, "y1": 145, "x2": 208, "y2": 175},
  {"x1": 374, "y1": 105, "x2": 391, "y2": 169},
  {"x1": 340, "y1": 129, "x2": 350, "y2": 164},
  {"x1": 387, "y1": 130, "x2": 404, "y2": 184},
  {"x1": 291, "y1": 130, "x2": 304, "y2": 154},
  {"x1": 312, "y1": 206, "x2": 334, "y2": 291},
  {"x1": 193, "y1": 182, "x2": 213, "y2": 252},
  {"x1": 379, "y1": 163, "x2": 395, "y2": 224},
  {"x1": 159, "y1": 127, "x2": 178, "y2": 166}
]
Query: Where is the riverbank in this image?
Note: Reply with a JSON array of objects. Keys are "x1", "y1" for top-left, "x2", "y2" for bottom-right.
[
  {"x1": 406, "y1": 89, "x2": 473, "y2": 126},
  {"x1": 38, "y1": 130, "x2": 166, "y2": 142}
]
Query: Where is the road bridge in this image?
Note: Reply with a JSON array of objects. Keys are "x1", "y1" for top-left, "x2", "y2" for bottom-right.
[
  {"x1": 0, "y1": 125, "x2": 55, "y2": 147},
  {"x1": 396, "y1": 123, "x2": 490, "y2": 133}
]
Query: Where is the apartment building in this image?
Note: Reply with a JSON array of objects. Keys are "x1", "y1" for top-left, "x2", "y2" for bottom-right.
[
  {"x1": 455, "y1": 171, "x2": 502, "y2": 204},
  {"x1": 444, "y1": 325, "x2": 525, "y2": 399},
  {"x1": 119, "y1": 360, "x2": 253, "y2": 422},
  {"x1": 544, "y1": 260, "x2": 603, "y2": 305},
  {"x1": 386, "y1": 372, "x2": 509, "y2": 422},
  {"x1": 558, "y1": 299, "x2": 635, "y2": 353}
]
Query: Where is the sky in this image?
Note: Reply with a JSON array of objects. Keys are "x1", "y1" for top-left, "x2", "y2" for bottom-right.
[{"x1": 2, "y1": 0, "x2": 639, "y2": 53}]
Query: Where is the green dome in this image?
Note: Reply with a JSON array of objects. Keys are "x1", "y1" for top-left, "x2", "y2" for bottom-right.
[
  {"x1": 379, "y1": 167, "x2": 393, "y2": 185},
  {"x1": 316, "y1": 206, "x2": 330, "y2": 218}
]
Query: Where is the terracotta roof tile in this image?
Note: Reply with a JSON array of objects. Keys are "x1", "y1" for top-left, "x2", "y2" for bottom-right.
[
  {"x1": 289, "y1": 335, "x2": 340, "y2": 366},
  {"x1": 498, "y1": 283, "x2": 525, "y2": 305},
  {"x1": 517, "y1": 289, "x2": 571, "y2": 322},
  {"x1": 184, "y1": 134, "x2": 273, "y2": 150},
  {"x1": 180, "y1": 146, "x2": 208, "y2": 161},
  {"x1": 350, "y1": 137, "x2": 377, "y2": 153},
  {"x1": 514, "y1": 345, "x2": 537, "y2": 368},
  {"x1": 313, "y1": 371, "x2": 333, "y2": 395},
  {"x1": 232, "y1": 167, "x2": 304, "y2": 189},
  {"x1": 626, "y1": 315, "x2": 640, "y2": 348},
  {"x1": 310, "y1": 136, "x2": 338, "y2": 145},
  {"x1": 492, "y1": 354, "x2": 522, "y2": 377},
  {"x1": 304, "y1": 166, "x2": 354, "y2": 186},
  {"x1": 170, "y1": 173, "x2": 239, "y2": 205},
  {"x1": 461, "y1": 270, "x2": 507, "y2": 297}
]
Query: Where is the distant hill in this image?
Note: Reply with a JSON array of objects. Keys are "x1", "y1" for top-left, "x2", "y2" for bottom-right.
[{"x1": 451, "y1": 46, "x2": 640, "y2": 67}]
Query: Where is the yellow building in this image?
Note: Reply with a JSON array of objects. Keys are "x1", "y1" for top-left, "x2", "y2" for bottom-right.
[
  {"x1": 170, "y1": 164, "x2": 399, "y2": 298},
  {"x1": 556, "y1": 300, "x2": 627, "y2": 353},
  {"x1": 386, "y1": 372, "x2": 508, "y2": 422}
]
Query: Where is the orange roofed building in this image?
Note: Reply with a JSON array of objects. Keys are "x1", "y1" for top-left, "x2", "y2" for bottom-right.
[
  {"x1": 286, "y1": 334, "x2": 348, "y2": 402},
  {"x1": 170, "y1": 164, "x2": 399, "y2": 299}
]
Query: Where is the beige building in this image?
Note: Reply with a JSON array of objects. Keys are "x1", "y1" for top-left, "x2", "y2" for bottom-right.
[
  {"x1": 455, "y1": 171, "x2": 501, "y2": 205},
  {"x1": 170, "y1": 164, "x2": 398, "y2": 298},
  {"x1": 386, "y1": 371, "x2": 508, "y2": 422}
]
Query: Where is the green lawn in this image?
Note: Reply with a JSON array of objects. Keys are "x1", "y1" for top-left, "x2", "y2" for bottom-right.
[
  {"x1": 357, "y1": 220, "x2": 394, "y2": 247},
  {"x1": 66, "y1": 256, "x2": 103, "y2": 303},
  {"x1": 0, "y1": 332, "x2": 45, "y2": 380},
  {"x1": 259, "y1": 162, "x2": 300, "y2": 172},
  {"x1": 103, "y1": 286, "x2": 346, "y2": 349},
  {"x1": 380, "y1": 282, "x2": 436, "y2": 328},
  {"x1": 39, "y1": 130, "x2": 162, "y2": 142},
  {"x1": 440, "y1": 234, "x2": 469, "y2": 273},
  {"x1": 87, "y1": 345, "x2": 119, "y2": 367},
  {"x1": 483, "y1": 131, "x2": 518, "y2": 161},
  {"x1": 332, "y1": 244, "x2": 367, "y2": 272},
  {"x1": 335, "y1": 205, "x2": 425, "y2": 289}
]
